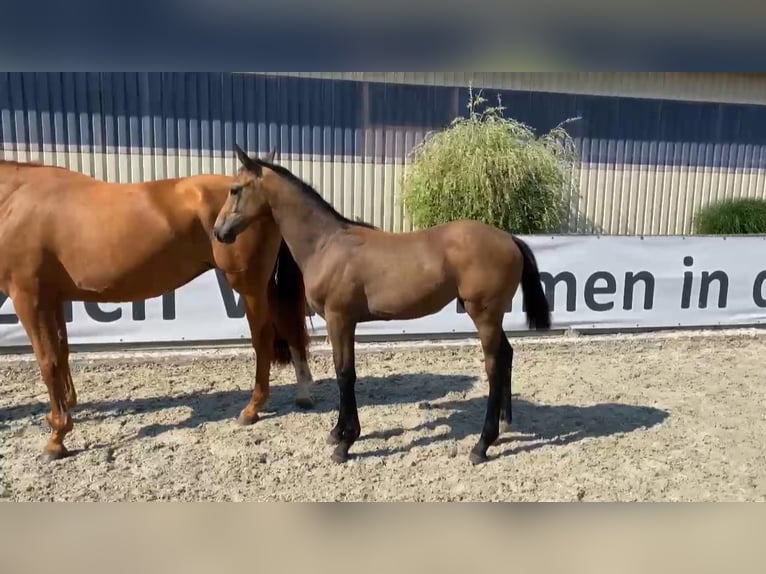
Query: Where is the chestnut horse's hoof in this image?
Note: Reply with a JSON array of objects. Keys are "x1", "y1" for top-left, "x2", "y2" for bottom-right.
[
  {"x1": 326, "y1": 430, "x2": 342, "y2": 445},
  {"x1": 237, "y1": 411, "x2": 260, "y2": 426},
  {"x1": 499, "y1": 420, "x2": 512, "y2": 435},
  {"x1": 295, "y1": 397, "x2": 314, "y2": 410},
  {"x1": 469, "y1": 449, "x2": 488, "y2": 466},
  {"x1": 40, "y1": 445, "x2": 69, "y2": 462}
]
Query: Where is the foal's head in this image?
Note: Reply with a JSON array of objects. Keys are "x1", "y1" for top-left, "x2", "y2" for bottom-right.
[{"x1": 213, "y1": 145, "x2": 275, "y2": 244}]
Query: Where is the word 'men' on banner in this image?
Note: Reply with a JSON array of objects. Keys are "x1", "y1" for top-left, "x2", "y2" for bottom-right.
[
  {"x1": 489, "y1": 235, "x2": 766, "y2": 331},
  {"x1": 2, "y1": 236, "x2": 766, "y2": 347}
]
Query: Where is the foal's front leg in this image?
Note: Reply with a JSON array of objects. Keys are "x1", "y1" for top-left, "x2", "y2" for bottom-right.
[{"x1": 325, "y1": 312, "x2": 359, "y2": 463}]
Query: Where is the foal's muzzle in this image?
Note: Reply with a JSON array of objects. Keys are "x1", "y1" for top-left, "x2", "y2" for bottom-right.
[
  {"x1": 214, "y1": 227, "x2": 236, "y2": 244},
  {"x1": 213, "y1": 218, "x2": 241, "y2": 244}
]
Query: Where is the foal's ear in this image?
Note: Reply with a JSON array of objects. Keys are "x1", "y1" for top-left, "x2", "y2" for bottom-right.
[{"x1": 233, "y1": 143, "x2": 262, "y2": 177}]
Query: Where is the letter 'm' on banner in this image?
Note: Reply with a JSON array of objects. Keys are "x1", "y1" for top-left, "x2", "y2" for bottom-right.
[{"x1": 540, "y1": 271, "x2": 576, "y2": 312}]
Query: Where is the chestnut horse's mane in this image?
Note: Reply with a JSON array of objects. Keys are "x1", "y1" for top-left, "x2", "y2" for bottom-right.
[
  {"x1": 0, "y1": 158, "x2": 44, "y2": 167},
  {"x1": 252, "y1": 157, "x2": 377, "y2": 230}
]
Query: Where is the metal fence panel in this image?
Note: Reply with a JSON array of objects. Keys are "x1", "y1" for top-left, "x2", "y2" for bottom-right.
[{"x1": 2, "y1": 72, "x2": 766, "y2": 235}]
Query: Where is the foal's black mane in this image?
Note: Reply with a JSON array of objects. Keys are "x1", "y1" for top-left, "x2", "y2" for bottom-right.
[{"x1": 253, "y1": 158, "x2": 377, "y2": 230}]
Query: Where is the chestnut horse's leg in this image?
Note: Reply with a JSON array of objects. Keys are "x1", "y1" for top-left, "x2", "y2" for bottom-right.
[
  {"x1": 56, "y1": 303, "x2": 77, "y2": 408},
  {"x1": 325, "y1": 312, "x2": 360, "y2": 464},
  {"x1": 237, "y1": 292, "x2": 274, "y2": 425},
  {"x1": 13, "y1": 291, "x2": 73, "y2": 460},
  {"x1": 464, "y1": 302, "x2": 511, "y2": 465}
]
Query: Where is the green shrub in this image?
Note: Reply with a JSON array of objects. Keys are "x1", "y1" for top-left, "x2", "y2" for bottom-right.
[
  {"x1": 693, "y1": 198, "x2": 766, "y2": 235},
  {"x1": 400, "y1": 88, "x2": 579, "y2": 234}
]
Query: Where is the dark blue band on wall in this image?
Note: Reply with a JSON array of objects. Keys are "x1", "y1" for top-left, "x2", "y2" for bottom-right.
[{"x1": 2, "y1": 72, "x2": 766, "y2": 169}]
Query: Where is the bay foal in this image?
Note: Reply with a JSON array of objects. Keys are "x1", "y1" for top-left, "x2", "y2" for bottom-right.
[{"x1": 214, "y1": 146, "x2": 551, "y2": 464}]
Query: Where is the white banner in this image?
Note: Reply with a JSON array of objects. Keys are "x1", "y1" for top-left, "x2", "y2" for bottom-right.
[{"x1": 2, "y1": 235, "x2": 766, "y2": 348}]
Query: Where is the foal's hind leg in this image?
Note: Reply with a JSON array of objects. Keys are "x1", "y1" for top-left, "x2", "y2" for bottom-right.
[
  {"x1": 498, "y1": 338, "x2": 514, "y2": 434},
  {"x1": 56, "y1": 303, "x2": 77, "y2": 408},
  {"x1": 464, "y1": 301, "x2": 511, "y2": 464},
  {"x1": 14, "y1": 291, "x2": 73, "y2": 460}
]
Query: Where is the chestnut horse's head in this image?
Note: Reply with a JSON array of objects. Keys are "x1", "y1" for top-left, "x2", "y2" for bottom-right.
[{"x1": 213, "y1": 144, "x2": 275, "y2": 244}]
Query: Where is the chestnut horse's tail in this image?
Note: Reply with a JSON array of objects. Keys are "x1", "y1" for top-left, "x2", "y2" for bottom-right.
[
  {"x1": 511, "y1": 236, "x2": 551, "y2": 331},
  {"x1": 268, "y1": 240, "x2": 310, "y2": 365}
]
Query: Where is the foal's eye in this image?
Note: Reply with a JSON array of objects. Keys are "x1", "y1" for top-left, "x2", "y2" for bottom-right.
[{"x1": 230, "y1": 186, "x2": 242, "y2": 196}]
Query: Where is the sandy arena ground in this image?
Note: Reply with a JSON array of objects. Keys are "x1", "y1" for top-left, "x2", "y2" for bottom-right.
[{"x1": 1, "y1": 329, "x2": 766, "y2": 501}]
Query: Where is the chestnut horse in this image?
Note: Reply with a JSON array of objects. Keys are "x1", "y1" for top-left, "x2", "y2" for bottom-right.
[
  {"x1": 0, "y1": 154, "x2": 314, "y2": 461},
  {"x1": 213, "y1": 145, "x2": 551, "y2": 465}
]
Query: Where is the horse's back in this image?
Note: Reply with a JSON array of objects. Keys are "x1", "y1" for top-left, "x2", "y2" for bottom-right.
[
  {"x1": 0, "y1": 165, "x2": 221, "y2": 293},
  {"x1": 395, "y1": 219, "x2": 514, "y2": 254}
]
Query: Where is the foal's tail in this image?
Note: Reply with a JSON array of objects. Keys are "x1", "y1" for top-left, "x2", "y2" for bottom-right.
[
  {"x1": 511, "y1": 236, "x2": 551, "y2": 330},
  {"x1": 268, "y1": 240, "x2": 310, "y2": 365}
]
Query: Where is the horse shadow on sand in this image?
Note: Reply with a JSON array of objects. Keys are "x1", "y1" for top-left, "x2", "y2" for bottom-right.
[
  {"x1": 0, "y1": 373, "x2": 475, "y2": 437},
  {"x1": 0, "y1": 372, "x2": 668, "y2": 460},
  {"x1": 360, "y1": 394, "x2": 669, "y2": 460}
]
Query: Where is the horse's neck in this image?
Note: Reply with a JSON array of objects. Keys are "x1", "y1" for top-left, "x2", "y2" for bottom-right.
[{"x1": 267, "y1": 181, "x2": 340, "y2": 268}]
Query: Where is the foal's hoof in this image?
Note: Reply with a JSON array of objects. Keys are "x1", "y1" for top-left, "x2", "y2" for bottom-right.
[
  {"x1": 499, "y1": 420, "x2": 512, "y2": 435},
  {"x1": 326, "y1": 431, "x2": 341, "y2": 445},
  {"x1": 237, "y1": 411, "x2": 260, "y2": 426},
  {"x1": 469, "y1": 449, "x2": 488, "y2": 466},
  {"x1": 40, "y1": 446, "x2": 69, "y2": 463},
  {"x1": 331, "y1": 446, "x2": 349, "y2": 464},
  {"x1": 295, "y1": 397, "x2": 314, "y2": 410}
]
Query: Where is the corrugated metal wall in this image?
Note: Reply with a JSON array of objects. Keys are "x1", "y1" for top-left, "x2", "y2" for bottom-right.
[
  {"x1": 269, "y1": 73, "x2": 766, "y2": 105},
  {"x1": 2, "y1": 72, "x2": 766, "y2": 235}
]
